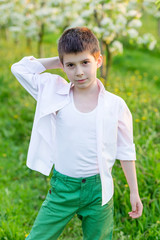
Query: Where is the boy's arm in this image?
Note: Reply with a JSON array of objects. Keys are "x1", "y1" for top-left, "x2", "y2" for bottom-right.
[
  {"x1": 34, "y1": 56, "x2": 63, "y2": 70},
  {"x1": 11, "y1": 56, "x2": 63, "y2": 100},
  {"x1": 120, "y1": 160, "x2": 143, "y2": 219}
]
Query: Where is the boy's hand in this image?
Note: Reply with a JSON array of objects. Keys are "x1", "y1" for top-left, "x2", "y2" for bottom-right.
[
  {"x1": 55, "y1": 56, "x2": 64, "y2": 69},
  {"x1": 128, "y1": 192, "x2": 143, "y2": 218}
]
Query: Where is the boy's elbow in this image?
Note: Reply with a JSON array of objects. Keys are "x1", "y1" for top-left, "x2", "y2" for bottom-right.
[
  {"x1": 11, "y1": 64, "x2": 16, "y2": 75},
  {"x1": 11, "y1": 64, "x2": 20, "y2": 78}
]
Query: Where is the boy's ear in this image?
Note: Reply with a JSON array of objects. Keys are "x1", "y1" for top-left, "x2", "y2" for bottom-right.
[
  {"x1": 97, "y1": 54, "x2": 103, "y2": 68},
  {"x1": 60, "y1": 62, "x2": 65, "y2": 71}
]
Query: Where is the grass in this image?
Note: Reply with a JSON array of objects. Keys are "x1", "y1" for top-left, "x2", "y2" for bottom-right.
[{"x1": 0, "y1": 16, "x2": 160, "y2": 240}]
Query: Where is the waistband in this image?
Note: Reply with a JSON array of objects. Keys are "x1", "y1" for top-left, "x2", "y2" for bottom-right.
[{"x1": 53, "y1": 168, "x2": 101, "y2": 183}]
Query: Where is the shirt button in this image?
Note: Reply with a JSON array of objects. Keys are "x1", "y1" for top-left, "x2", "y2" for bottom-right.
[{"x1": 82, "y1": 179, "x2": 86, "y2": 183}]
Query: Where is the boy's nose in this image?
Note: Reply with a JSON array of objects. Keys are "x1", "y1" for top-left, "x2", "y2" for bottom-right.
[{"x1": 75, "y1": 66, "x2": 84, "y2": 76}]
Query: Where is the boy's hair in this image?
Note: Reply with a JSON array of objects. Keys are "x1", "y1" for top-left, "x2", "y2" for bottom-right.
[{"x1": 58, "y1": 26, "x2": 100, "y2": 64}]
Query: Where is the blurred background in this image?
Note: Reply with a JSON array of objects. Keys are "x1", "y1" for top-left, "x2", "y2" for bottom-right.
[{"x1": 0, "y1": 0, "x2": 160, "y2": 239}]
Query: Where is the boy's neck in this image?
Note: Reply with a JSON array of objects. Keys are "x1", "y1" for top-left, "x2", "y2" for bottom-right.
[{"x1": 73, "y1": 80, "x2": 100, "y2": 97}]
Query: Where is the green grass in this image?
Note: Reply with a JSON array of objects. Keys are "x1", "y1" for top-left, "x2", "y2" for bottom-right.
[{"x1": 0, "y1": 16, "x2": 160, "y2": 239}]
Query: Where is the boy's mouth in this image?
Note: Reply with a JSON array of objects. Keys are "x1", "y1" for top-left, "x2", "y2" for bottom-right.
[{"x1": 77, "y1": 79, "x2": 87, "y2": 83}]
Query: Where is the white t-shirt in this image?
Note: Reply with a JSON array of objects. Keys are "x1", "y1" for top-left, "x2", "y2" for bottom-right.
[{"x1": 54, "y1": 88, "x2": 99, "y2": 177}]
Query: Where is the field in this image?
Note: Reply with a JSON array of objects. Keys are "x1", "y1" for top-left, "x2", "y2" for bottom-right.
[{"x1": 0, "y1": 14, "x2": 160, "y2": 240}]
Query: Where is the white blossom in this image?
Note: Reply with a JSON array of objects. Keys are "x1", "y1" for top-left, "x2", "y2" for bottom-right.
[
  {"x1": 115, "y1": 15, "x2": 127, "y2": 32},
  {"x1": 110, "y1": 40, "x2": 123, "y2": 55},
  {"x1": 100, "y1": 17, "x2": 113, "y2": 26},
  {"x1": 0, "y1": 0, "x2": 157, "y2": 56},
  {"x1": 126, "y1": 10, "x2": 138, "y2": 17},
  {"x1": 9, "y1": 26, "x2": 21, "y2": 32},
  {"x1": 128, "y1": 19, "x2": 142, "y2": 28},
  {"x1": 137, "y1": 33, "x2": 157, "y2": 50},
  {"x1": 103, "y1": 32, "x2": 116, "y2": 44},
  {"x1": 137, "y1": 36, "x2": 143, "y2": 45},
  {"x1": 69, "y1": 18, "x2": 86, "y2": 28},
  {"x1": 81, "y1": 9, "x2": 94, "y2": 18},
  {"x1": 148, "y1": 40, "x2": 157, "y2": 50},
  {"x1": 116, "y1": 3, "x2": 127, "y2": 14},
  {"x1": 127, "y1": 29, "x2": 139, "y2": 38}
]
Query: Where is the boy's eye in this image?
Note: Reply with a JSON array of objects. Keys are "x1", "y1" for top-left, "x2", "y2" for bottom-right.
[
  {"x1": 83, "y1": 61, "x2": 89, "y2": 64},
  {"x1": 67, "y1": 64, "x2": 74, "y2": 67},
  {"x1": 67, "y1": 61, "x2": 89, "y2": 67}
]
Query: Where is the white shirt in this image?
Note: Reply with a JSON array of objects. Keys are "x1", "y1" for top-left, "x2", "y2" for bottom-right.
[
  {"x1": 55, "y1": 88, "x2": 99, "y2": 177},
  {"x1": 11, "y1": 56, "x2": 136, "y2": 206}
]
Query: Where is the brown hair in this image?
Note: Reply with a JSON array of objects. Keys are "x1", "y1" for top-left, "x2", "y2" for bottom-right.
[{"x1": 58, "y1": 26, "x2": 100, "y2": 64}]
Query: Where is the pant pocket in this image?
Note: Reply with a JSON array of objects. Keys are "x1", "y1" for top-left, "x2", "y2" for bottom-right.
[{"x1": 50, "y1": 176, "x2": 58, "y2": 190}]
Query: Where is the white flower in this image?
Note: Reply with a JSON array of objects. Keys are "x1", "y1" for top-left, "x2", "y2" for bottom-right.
[
  {"x1": 110, "y1": 40, "x2": 123, "y2": 54},
  {"x1": 0, "y1": 2, "x2": 13, "y2": 11},
  {"x1": 148, "y1": 40, "x2": 157, "y2": 50},
  {"x1": 100, "y1": 17, "x2": 113, "y2": 26},
  {"x1": 137, "y1": 36, "x2": 143, "y2": 45},
  {"x1": 92, "y1": 27, "x2": 104, "y2": 38},
  {"x1": 103, "y1": 30, "x2": 111, "y2": 37},
  {"x1": 26, "y1": 3, "x2": 34, "y2": 10},
  {"x1": 128, "y1": 19, "x2": 142, "y2": 28},
  {"x1": 143, "y1": 33, "x2": 155, "y2": 43},
  {"x1": 103, "y1": 3, "x2": 113, "y2": 10},
  {"x1": 103, "y1": 32, "x2": 116, "y2": 43},
  {"x1": 10, "y1": 12, "x2": 25, "y2": 25},
  {"x1": 81, "y1": 9, "x2": 94, "y2": 18},
  {"x1": 142, "y1": 0, "x2": 157, "y2": 15},
  {"x1": 93, "y1": 27, "x2": 104, "y2": 34},
  {"x1": 117, "y1": 3, "x2": 127, "y2": 14},
  {"x1": 69, "y1": 18, "x2": 85, "y2": 28},
  {"x1": 9, "y1": 26, "x2": 21, "y2": 32},
  {"x1": 127, "y1": 29, "x2": 139, "y2": 38},
  {"x1": 115, "y1": 15, "x2": 127, "y2": 32},
  {"x1": 155, "y1": 11, "x2": 160, "y2": 18},
  {"x1": 126, "y1": 10, "x2": 138, "y2": 17},
  {"x1": 35, "y1": 8, "x2": 53, "y2": 18},
  {"x1": 137, "y1": 33, "x2": 157, "y2": 50}
]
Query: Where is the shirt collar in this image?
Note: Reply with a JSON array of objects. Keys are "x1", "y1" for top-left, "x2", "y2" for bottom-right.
[{"x1": 97, "y1": 78, "x2": 106, "y2": 95}]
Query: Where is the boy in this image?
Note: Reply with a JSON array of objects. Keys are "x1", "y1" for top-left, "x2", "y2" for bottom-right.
[{"x1": 11, "y1": 27, "x2": 143, "y2": 240}]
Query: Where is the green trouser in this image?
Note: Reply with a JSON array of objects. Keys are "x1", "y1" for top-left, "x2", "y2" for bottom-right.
[{"x1": 26, "y1": 168, "x2": 114, "y2": 240}]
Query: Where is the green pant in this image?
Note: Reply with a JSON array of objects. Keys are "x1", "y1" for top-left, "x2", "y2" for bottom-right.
[{"x1": 26, "y1": 168, "x2": 114, "y2": 240}]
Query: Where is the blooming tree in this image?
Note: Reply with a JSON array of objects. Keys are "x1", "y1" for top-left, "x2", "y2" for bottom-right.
[
  {"x1": 7, "y1": 0, "x2": 80, "y2": 57},
  {"x1": 0, "y1": 1, "x2": 14, "y2": 41},
  {"x1": 0, "y1": 0, "x2": 158, "y2": 82},
  {"x1": 65, "y1": 0, "x2": 158, "y2": 83},
  {"x1": 142, "y1": 0, "x2": 160, "y2": 36},
  {"x1": 156, "y1": 0, "x2": 160, "y2": 9}
]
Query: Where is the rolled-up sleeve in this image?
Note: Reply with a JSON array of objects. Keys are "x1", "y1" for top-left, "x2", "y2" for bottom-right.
[
  {"x1": 11, "y1": 56, "x2": 46, "y2": 101},
  {"x1": 116, "y1": 99, "x2": 136, "y2": 161}
]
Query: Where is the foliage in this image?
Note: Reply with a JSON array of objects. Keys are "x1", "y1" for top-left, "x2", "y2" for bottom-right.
[
  {"x1": 155, "y1": 0, "x2": 160, "y2": 9},
  {"x1": 0, "y1": 6, "x2": 160, "y2": 240},
  {"x1": 0, "y1": 0, "x2": 158, "y2": 77},
  {"x1": 0, "y1": 30, "x2": 160, "y2": 239}
]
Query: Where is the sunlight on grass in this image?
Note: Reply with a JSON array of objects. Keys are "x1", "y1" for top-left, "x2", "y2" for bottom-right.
[{"x1": 0, "y1": 25, "x2": 160, "y2": 239}]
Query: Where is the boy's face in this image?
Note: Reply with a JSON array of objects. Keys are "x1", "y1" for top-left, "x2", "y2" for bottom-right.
[{"x1": 60, "y1": 51, "x2": 102, "y2": 92}]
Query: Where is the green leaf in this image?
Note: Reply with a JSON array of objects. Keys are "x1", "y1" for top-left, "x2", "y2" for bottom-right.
[{"x1": 155, "y1": 0, "x2": 160, "y2": 9}]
